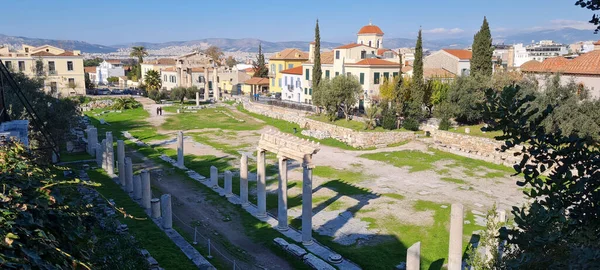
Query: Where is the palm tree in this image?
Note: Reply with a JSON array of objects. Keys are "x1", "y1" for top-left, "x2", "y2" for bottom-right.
[
  {"x1": 144, "y1": 70, "x2": 161, "y2": 91},
  {"x1": 130, "y1": 46, "x2": 148, "y2": 63}
]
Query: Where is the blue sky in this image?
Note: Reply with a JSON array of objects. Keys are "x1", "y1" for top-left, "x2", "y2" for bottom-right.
[{"x1": 0, "y1": 0, "x2": 594, "y2": 45}]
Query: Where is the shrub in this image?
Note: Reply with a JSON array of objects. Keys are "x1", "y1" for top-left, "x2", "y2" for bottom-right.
[
  {"x1": 439, "y1": 117, "x2": 451, "y2": 130},
  {"x1": 402, "y1": 118, "x2": 419, "y2": 131},
  {"x1": 111, "y1": 97, "x2": 141, "y2": 110},
  {"x1": 381, "y1": 105, "x2": 397, "y2": 130}
]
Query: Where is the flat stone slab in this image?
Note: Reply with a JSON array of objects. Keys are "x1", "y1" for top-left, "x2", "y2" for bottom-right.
[
  {"x1": 304, "y1": 253, "x2": 336, "y2": 270},
  {"x1": 287, "y1": 244, "x2": 308, "y2": 258},
  {"x1": 274, "y1": 237, "x2": 289, "y2": 248}
]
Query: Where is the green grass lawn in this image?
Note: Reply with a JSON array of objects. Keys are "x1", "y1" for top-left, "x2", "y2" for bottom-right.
[
  {"x1": 84, "y1": 107, "x2": 169, "y2": 143},
  {"x1": 447, "y1": 124, "x2": 503, "y2": 140},
  {"x1": 161, "y1": 107, "x2": 263, "y2": 131},
  {"x1": 360, "y1": 148, "x2": 515, "y2": 177},
  {"x1": 308, "y1": 114, "x2": 414, "y2": 133}
]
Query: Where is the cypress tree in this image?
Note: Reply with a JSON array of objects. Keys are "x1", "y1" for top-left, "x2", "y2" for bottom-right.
[
  {"x1": 312, "y1": 19, "x2": 322, "y2": 89},
  {"x1": 407, "y1": 29, "x2": 425, "y2": 121},
  {"x1": 395, "y1": 52, "x2": 404, "y2": 92},
  {"x1": 471, "y1": 16, "x2": 493, "y2": 77},
  {"x1": 253, "y1": 43, "x2": 268, "y2": 78},
  {"x1": 413, "y1": 29, "x2": 423, "y2": 88}
]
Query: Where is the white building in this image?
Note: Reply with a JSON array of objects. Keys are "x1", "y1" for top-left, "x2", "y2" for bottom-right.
[
  {"x1": 280, "y1": 66, "x2": 304, "y2": 102},
  {"x1": 96, "y1": 59, "x2": 125, "y2": 85},
  {"x1": 513, "y1": 41, "x2": 569, "y2": 67}
]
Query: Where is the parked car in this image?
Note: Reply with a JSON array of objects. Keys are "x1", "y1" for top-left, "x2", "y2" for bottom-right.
[
  {"x1": 111, "y1": 89, "x2": 123, "y2": 95},
  {"x1": 97, "y1": 89, "x2": 110, "y2": 95}
]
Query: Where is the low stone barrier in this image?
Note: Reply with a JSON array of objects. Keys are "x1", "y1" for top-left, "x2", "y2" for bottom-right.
[{"x1": 243, "y1": 101, "x2": 415, "y2": 148}]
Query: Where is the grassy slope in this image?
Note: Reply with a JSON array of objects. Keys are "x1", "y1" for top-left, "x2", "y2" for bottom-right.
[{"x1": 446, "y1": 123, "x2": 503, "y2": 140}]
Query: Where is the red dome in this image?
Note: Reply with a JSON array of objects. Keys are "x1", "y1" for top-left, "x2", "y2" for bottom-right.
[{"x1": 358, "y1": 24, "x2": 384, "y2": 35}]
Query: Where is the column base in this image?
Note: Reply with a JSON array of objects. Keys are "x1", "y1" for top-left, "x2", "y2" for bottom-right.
[
  {"x1": 225, "y1": 193, "x2": 233, "y2": 198},
  {"x1": 276, "y1": 225, "x2": 289, "y2": 231},
  {"x1": 302, "y1": 240, "x2": 314, "y2": 246},
  {"x1": 241, "y1": 202, "x2": 250, "y2": 208},
  {"x1": 256, "y1": 213, "x2": 267, "y2": 219}
]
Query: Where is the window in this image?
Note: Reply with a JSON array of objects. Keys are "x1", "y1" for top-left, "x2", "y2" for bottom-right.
[
  {"x1": 335, "y1": 50, "x2": 340, "y2": 59},
  {"x1": 278, "y1": 78, "x2": 282, "y2": 87},
  {"x1": 347, "y1": 72, "x2": 351, "y2": 77},
  {"x1": 304, "y1": 88, "x2": 307, "y2": 94},
  {"x1": 368, "y1": 41, "x2": 372, "y2": 47},
  {"x1": 325, "y1": 70, "x2": 330, "y2": 79},
  {"x1": 309, "y1": 88, "x2": 312, "y2": 95},
  {"x1": 67, "y1": 61, "x2": 73, "y2": 71},
  {"x1": 305, "y1": 99, "x2": 308, "y2": 103},
  {"x1": 383, "y1": 72, "x2": 389, "y2": 80},
  {"x1": 374, "y1": 72, "x2": 380, "y2": 84},
  {"x1": 164, "y1": 75, "x2": 167, "y2": 81},
  {"x1": 284, "y1": 76, "x2": 287, "y2": 85},
  {"x1": 68, "y1": 78, "x2": 75, "y2": 86},
  {"x1": 5, "y1": 61, "x2": 12, "y2": 70},
  {"x1": 335, "y1": 72, "x2": 339, "y2": 77},
  {"x1": 278, "y1": 64, "x2": 282, "y2": 72},
  {"x1": 18, "y1": 61, "x2": 25, "y2": 72},
  {"x1": 288, "y1": 64, "x2": 293, "y2": 69},
  {"x1": 393, "y1": 72, "x2": 399, "y2": 78},
  {"x1": 50, "y1": 82, "x2": 57, "y2": 93},
  {"x1": 361, "y1": 50, "x2": 366, "y2": 59},
  {"x1": 271, "y1": 78, "x2": 275, "y2": 86},
  {"x1": 305, "y1": 69, "x2": 310, "y2": 80},
  {"x1": 49, "y1": 61, "x2": 56, "y2": 74},
  {"x1": 271, "y1": 64, "x2": 275, "y2": 74},
  {"x1": 377, "y1": 40, "x2": 380, "y2": 48},
  {"x1": 359, "y1": 73, "x2": 365, "y2": 85},
  {"x1": 296, "y1": 79, "x2": 300, "y2": 87}
]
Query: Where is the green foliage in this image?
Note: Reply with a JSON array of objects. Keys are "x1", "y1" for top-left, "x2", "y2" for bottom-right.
[
  {"x1": 471, "y1": 17, "x2": 494, "y2": 78},
  {"x1": 314, "y1": 75, "x2": 362, "y2": 121},
  {"x1": 438, "y1": 116, "x2": 451, "y2": 130},
  {"x1": 84, "y1": 57, "x2": 103, "y2": 67},
  {"x1": 147, "y1": 89, "x2": 168, "y2": 103},
  {"x1": 225, "y1": 56, "x2": 237, "y2": 68},
  {"x1": 413, "y1": 29, "x2": 424, "y2": 88},
  {"x1": 402, "y1": 117, "x2": 419, "y2": 131},
  {"x1": 111, "y1": 97, "x2": 142, "y2": 110},
  {"x1": 85, "y1": 72, "x2": 95, "y2": 89},
  {"x1": 379, "y1": 76, "x2": 395, "y2": 102},
  {"x1": 107, "y1": 76, "x2": 119, "y2": 84},
  {"x1": 482, "y1": 84, "x2": 600, "y2": 269},
  {"x1": 253, "y1": 44, "x2": 268, "y2": 78},
  {"x1": 364, "y1": 105, "x2": 379, "y2": 130},
  {"x1": 312, "y1": 19, "x2": 322, "y2": 90},
  {"x1": 130, "y1": 46, "x2": 148, "y2": 63},
  {"x1": 466, "y1": 204, "x2": 505, "y2": 269},
  {"x1": 144, "y1": 70, "x2": 161, "y2": 91},
  {"x1": 381, "y1": 104, "x2": 397, "y2": 130},
  {"x1": 447, "y1": 76, "x2": 486, "y2": 124}
]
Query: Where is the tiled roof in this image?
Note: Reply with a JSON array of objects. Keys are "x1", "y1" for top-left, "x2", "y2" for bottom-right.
[
  {"x1": 280, "y1": 66, "x2": 303, "y2": 75},
  {"x1": 58, "y1": 51, "x2": 76, "y2": 56},
  {"x1": 594, "y1": 40, "x2": 600, "y2": 45},
  {"x1": 351, "y1": 58, "x2": 401, "y2": 66},
  {"x1": 244, "y1": 77, "x2": 269, "y2": 85},
  {"x1": 190, "y1": 67, "x2": 206, "y2": 72},
  {"x1": 145, "y1": 58, "x2": 176, "y2": 65},
  {"x1": 243, "y1": 67, "x2": 257, "y2": 72},
  {"x1": 30, "y1": 51, "x2": 56, "y2": 56},
  {"x1": 522, "y1": 51, "x2": 600, "y2": 75},
  {"x1": 358, "y1": 24, "x2": 384, "y2": 35},
  {"x1": 84, "y1": 67, "x2": 96, "y2": 73},
  {"x1": 321, "y1": 51, "x2": 334, "y2": 64},
  {"x1": 335, "y1": 43, "x2": 363, "y2": 49},
  {"x1": 442, "y1": 49, "x2": 472, "y2": 60},
  {"x1": 402, "y1": 65, "x2": 413, "y2": 73},
  {"x1": 269, "y1": 48, "x2": 309, "y2": 60}
]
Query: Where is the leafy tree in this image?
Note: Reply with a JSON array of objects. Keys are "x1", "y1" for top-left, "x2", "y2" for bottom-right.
[
  {"x1": 85, "y1": 72, "x2": 95, "y2": 89},
  {"x1": 379, "y1": 77, "x2": 395, "y2": 104},
  {"x1": 312, "y1": 19, "x2": 322, "y2": 90},
  {"x1": 204, "y1": 46, "x2": 224, "y2": 64},
  {"x1": 438, "y1": 116, "x2": 451, "y2": 130},
  {"x1": 576, "y1": 0, "x2": 600, "y2": 32},
  {"x1": 225, "y1": 56, "x2": 237, "y2": 68},
  {"x1": 381, "y1": 104, "x2": 397, "y2": 130},
  {"x1": 252, "y1": 43, "x2": 268, "y2": 78},
  {"x1": 129, "y1": 46, "x2": 148, "y2": 64},
  {"x1": 170, "y1": 86, "x2": 198, "y2": 104},
  {"x1": 111, "y1": 97, "x2": 141, "y2": 110},
  {"x1": 481, "y1": 84, "x2": 600, "y2": 269},
  {"x1": 413, "y1": 29, "x2": 424, "y2": 97},
  {"x1": 422, "y1": 80, "x2": 434, "y2": 116},
  {"x1": 144, "y1": 70, "x2": 161, "y2": 91},
  {"x1": 447, "y1": 76, "x2": 486, "y2": 124},
  {"x1": 147, "y1": 89, "x2": 168, "y2": 103},
  {"x1": 107, "y1": 76, "x2": 119, "y2": 84},
  {"x1": 332, "y1": 75, "x2": 362, "y2": 121},
  {"x1": 127, "y1": 62, "x2": 140, "y2": 82},
  {"x1": 185, "y1": 86, "x2": 199, "y2": 100},
  {"x1": 364, "y1": 105, "x2": 380, "y2": 130},
  {"x1": 471, "y1": 16, "x2": 494, "y2": 78},
  {"x1": 396, "y1": 53, "x2": 404, "y2": 93},
  {"x1": 430, "y1": 79, "x2": 451, "y2": 106},
  {"x1": 84, "y1": 57, "x2": 103, "y2": 67},
  {"x1": 402, "y1": 117, "x2": 420, "y2": 131}
]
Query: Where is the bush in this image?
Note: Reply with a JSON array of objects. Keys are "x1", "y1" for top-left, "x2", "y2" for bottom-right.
[
  {"x1": 439, "y1": 117, "x2": 451, "y2": 130},
  {"x1": 148, "y1": 89, "x2": 168, "y2": 103},
  {"x1": 111, "y1": 97, "x2": 141, "y2": 110},
  {"x1": 402, "y1": 118, "x2": 420, "y2": 131},
  {"x1": 381, "y1": 105, "x2": 397, "y2": 130}
]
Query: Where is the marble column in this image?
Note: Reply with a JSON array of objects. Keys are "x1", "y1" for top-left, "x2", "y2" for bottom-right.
[
  {"x1": 87, "y1": 126, "x2": 97, "y2": 155},
  {"x1": 86, "y1": 126, "x2": 92, "y2": 155},
  {"x1": 407, "y1": 242, "x2": 421, "y2": 270},
  {"x1": 203, "y1": 68, "x2": 209, "y2": 101},
  {"x1": 105, "y1": 132, "x2": 114, "y2": 175},
  {"x1": 117, "y1": 140, "x2": 125, "y2": 186},
  {"x1": 133, "y1": 174, "x2": 142, "y2": 200},
  {"x1": 256, "y1": 149, "x2": 266, "y2": 218},
  {"x1": 95, "y1": 142, "x2": 103, "y2": 167},
  {"x1": 277, "y1": 156, "x2": 289, "y2": 231},
  {"x1": 196, "y1": 91, "x2": 200, "y2": 106},
  {"x1": 302, "y1": 154, "x2": 314, "y2": 245},
  {"x1": 160, "y1": 194, "x2": 172, "y2": 229},
  {"x1": 239, "y1": 154, "x2": 249, "y2": 207},
  {"x1": 213, "y1": 67, "x2": 219, "y2": 100},
  {"x1": 101, "y1": 139, "x2": 107, "y2": 170},
  {"x1": 125, "y1": 157, "x2": 133, "y2": 192},
  {"x1": 210, "y1": 166, "x2": 218, "y2": 188},
  {"x1": 448, "y1": 203, "x2": 464, "y2": 270},
  {"x1": 141, "y1": 170, "x2": 151, "y2": 210},
  {"x1": 224, "y1": 171, "x2": 233, "y2": 197},
  {"x1": 151, "y1": 198, "x2": 161, "y2": 218},
  {"x1": 177, "y1": 131, "x2": 184, "y2": 168}
]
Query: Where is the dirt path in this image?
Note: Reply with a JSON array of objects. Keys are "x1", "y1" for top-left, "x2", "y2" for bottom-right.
[{"x1": 125, "y1": 145, "x2": 293, "y2": 270}]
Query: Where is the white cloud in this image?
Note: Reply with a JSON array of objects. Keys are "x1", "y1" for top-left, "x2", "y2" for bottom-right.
[
  {"x1": 526, "y1": 19, "x2": 596, "y2": 31},
  {"x1": 423, "y1": 27, "x2": 465, "y2": 34}
]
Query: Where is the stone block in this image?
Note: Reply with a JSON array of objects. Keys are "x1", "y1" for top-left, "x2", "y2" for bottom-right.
[
  {"x1": 273, "y1": 237, "x2": 289, "y2": 248},
  {"x1": 303, "y1": 253, "x2": 336, "y2": 270},
  {"x1": 286, "y1": 244, "x2": 308, "y2": 258}
]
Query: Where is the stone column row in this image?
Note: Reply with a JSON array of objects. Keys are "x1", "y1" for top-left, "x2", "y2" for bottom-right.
[
  {"x1": 256, "y1": 148, "x2": 267, "y2": 218},
  {"x1": 177, "y1": 131, "x2": 184, "y2": 168},
  {"x1": 301, "y1": 154, "x2": 314, "y2": 245},
  {"x1": 117, "y1": 140, "x2": 125, "y2": 186},
  {"x1": 105, "y1": 132, "x2": 114, "y2": 175}
]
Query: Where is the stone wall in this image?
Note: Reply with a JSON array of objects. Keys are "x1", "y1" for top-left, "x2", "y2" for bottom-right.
[
  {"x1": 430, "y1": 130, "x2": 521, "y2": 167},
  {"x1": 243, "y1": 101, "x2": 415, "y2": 148}
]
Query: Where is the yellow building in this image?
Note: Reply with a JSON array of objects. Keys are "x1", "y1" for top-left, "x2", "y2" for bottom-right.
[
  {"x1": 268, "y1": 48, "x2": 308, "y2": 93},
  {"x1": 0, "y1": 44, "x2": 85, "y2": 96}
]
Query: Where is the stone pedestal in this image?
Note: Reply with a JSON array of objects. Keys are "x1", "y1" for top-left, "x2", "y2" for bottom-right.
[
  {"x1": 406, "y1": 242, "x2": 420, "y2": 270},
  {"x1": 177, "y1": 131, "x2": 184, "y2": 168},
  {"x1": 117, "y1": 140, "x2": 125, "y2": 186},
  {"x1": 151, "y1": 198, "x2": 161, "y2": 218},
  {"x1": 277, "y1": 157, "x2": 289, "y2": 231},
  {"x1": 125, "y1": 157, "x2": 133, "y2": 192},
  {"x1": 210, "y1": 166, "x2": 218, "y2": 188},
  {"x1": 448, "y1": 203, "x2": 464, "y2": 270},
  {"x1": 256, "y1": 149, "x2": 267, "y2": 218},
  {"x1": 141, "y1": 170, "x2": 151, "y2": 209},
  {"x1": 160, "y1": 194, "x2": 172, "y2": 229},
  {"x1": 240, "y1": 154, "x2": 249, "y2": 207},
  {"x1": 302, "y1": 155, "x2": 313, "y2": 245},
  {"x1": 196, "y1": 91, "x2": 200, "y2": 106},
  {"x1": 95, "y1": 143, "x2": 103, "y2": 167},
  {"x1": 224, "y1": 170, "x2": 233, "y2": 197},
  {"x1": 105, "y1": 132, "x2": 114, "y2": 175},
  {"x1": 133, "y1": 174, "x2": 142, "y2": 200}
]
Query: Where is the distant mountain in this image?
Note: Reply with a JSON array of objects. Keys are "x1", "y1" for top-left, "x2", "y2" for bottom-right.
[
  {"x1": 0, "y1": 34, "x2": 115, "y2": 53},
  {"x1": 495, "y1": 27, "x2": 599, "y2": 45}
]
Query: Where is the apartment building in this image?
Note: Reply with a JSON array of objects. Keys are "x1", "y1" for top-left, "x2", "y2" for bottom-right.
[
  {"x1": 268, "y1": 48, "x2": 309, "y2": 93},
  {"x1": 0, "y1": 44, "x2": 85, "y2": 96},
  {"x1": 140, "y1": 58, "x2": 176, "y2": 82},
  {"x1": 96, "y1": 59, "x2": 125, "y2": 85}
]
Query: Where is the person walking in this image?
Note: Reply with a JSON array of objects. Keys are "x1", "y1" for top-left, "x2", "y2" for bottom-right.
[
  {"x1": 159, "y1": 107, "x2": 163, "y2": 115},
  {"x1": 156, "y1": 107, "x2": 159, "y2": 116}
]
